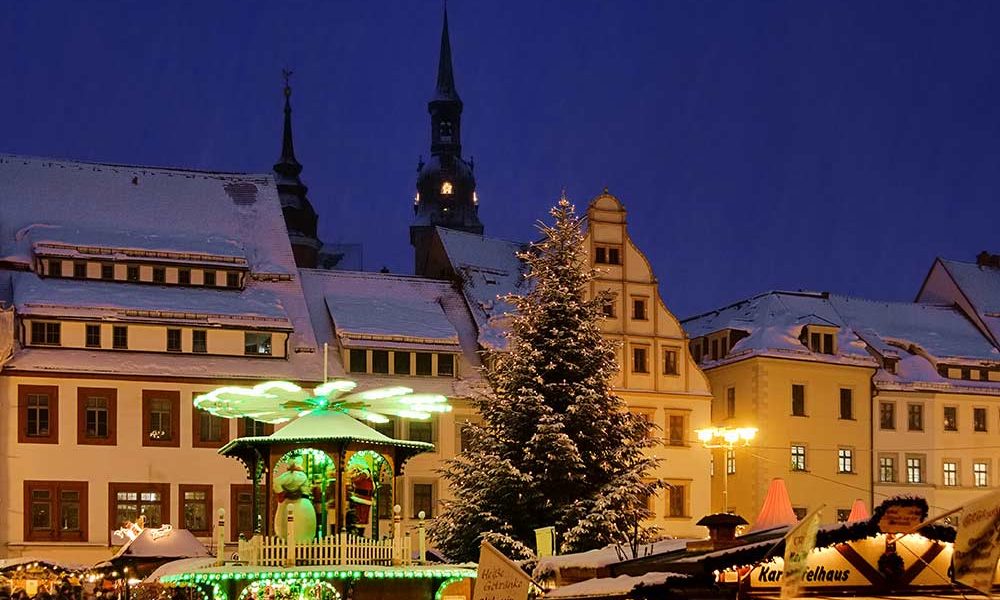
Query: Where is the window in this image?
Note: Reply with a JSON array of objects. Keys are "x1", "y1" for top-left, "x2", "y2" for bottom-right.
[
  {"x1": 179, "y1": 485, "x2": 212, "y2": 536},
  {"x1": 48, "y1": 259, "x2": 63, "y2": 277},
  {"x1": 178, "y1": 268, "x2": 191, "y2": 285},
  {"x1": 85, "y1": 324, "x2": 101, "y2": 348},
  {"x1": 231, "y1": 485, "x2": 259, "y2": 542},
  {"x1": 804, "y1": 328, "x2": 836, "y2": 354},
  {"x1": 791, "y1": 445, "x2": 806, "y2": 471},
  {"x1": 437, "y1": 354, "x2": 455, "y2": 376},
  {"x1": 839, "y1": 388, "x2": 853, "y2": 420},
  {"x1": 19, "y1": 385, "x2": 58, "y2": 444},
  {"x1": 668, "y1": 484, "x2": 686, "y2": 517},
  {"x1": 791, "y1": 384, "x2": 806, "y2": 416},
  {"x1": 244, "y1": 332, "x2": 272, "y2": 356},
  {"x1": 127, "y1": 265, "x2": 140, "y2": 282},
  {"x1": 192, "y1": 330, "x2": 207, "y2": 353},
  {"x1": 880, "y1": 402, "x2": 896, "y2": 430},
  {"x1": 113, "y1": 326, "x2": 128, "y2": 349},
  {"x1": 226, "y1": 272, "x2": 239, "y2": 288},
  {"x1": 393, "y1": 352, "x2": 411, "y2": 375},
  {"x1": 974, "y1": 462, "x2": 989, "y2": 487},
  {"x1": 667, "y1": 415, "x2": 685, "y2": 446},
  {"x1": 943, "y1": 406, "x2": 958, "y2": 431},
  {"x1": 595, "y1": 246, "x2": 621, "y2": 265},
  {"x1": 412, "y1": 483, "x2": 434, "y2": 518},
  {"x1": 838, "y1": 448, "x2": 854, "y2": 474},
  {"x1": 30, "y1": 321, "x2": 61, "y2": 346},
  {"x1": 608, "y1": 248, "x2": 620, "y2": 264},
  {"x1": 943, "y1": 461, "x2": 958, "y2": 486},
  {"x1": 726, "y1": 449, "x2": 736, "y2": 474},
  {"x1": 371, "y1": 350, "x2": 389, "y2": 374},
  {"x1": 458, "y1": 422, "x2": 476, "y2": 452},
  {"x1": 837, "y1": 509, "x2": 851, "y2": 523},
  {"x1": 711, "y1": 339, "x2": 719, "y2": 361},
  {"x1": 238, "y1": 418, "x2": 273, "y2": 438},
  {"x1": 879, "y1": 455, "x2": 896, "y2": 483},
  {"x1": 142, "y1": 391, "x2": 180, "y2": 447},
  {"x1": 23, "y1": 481, "x2": 88, "y2": 542},
  {"x1": 408, "y1": 420, "x2": 434, "y2": 444},
  {"x1": 632, "y1": 347, "x2": 648, "y2": 373},
  {"x1": 203, "y1": 270, "x2": 216, "y2": 286},
  {"x1": 77, "y1": 388, "x2": 116, "y2": 446},
  {"x1": 372, "y1": 418, "x2": 395, "y2": 439},
  {"x1": 908, "y1": 404, "x2": 924, "y2": 431},
  {"x1": 906, "y1": 455, "x2": 924, "y2": 484},
  {"x1": 167, "y1": 329, "x2": 182, "y2": 352},
  {"x1": 193, "y1": 403, "x2": 227, "y2": 448},
  {"x1": 101, "y1": 263, "x2": 114, "y2": 280},
  {"x1": 349, "y1": 349, "x2": 367, "y2": 373},
  {"x1": 974, "y1": 407, "x2": 988, "y2": 432},
  {"x1": 726, "y1": 387, "x2": 736, "y2": 419},
  {"x1": 792, "y1": 507, "x2": 808, "y2": 520},
  {"x1": 73, "y1": 261, "x2": 87, "y2": 278},
  {"x1": 632, "y1": 298, "x2": 647, "y2": 320},
  {"x1": 152, "y1": 266, "x2": 166, "y2": 283},
  {"x1": 415, "y1": 353, "x2": 432, "y2": 376},
  {"x1": 961, "y1": 368, "x2": 972, "y2": 380},
  {"x1": 595, "y1": 247, "x2": 607, "y2": 264},
  {"x1": 663, "y1": 348, "x2": 679, "y2": 376},
  {"x1": 110, "y1": 483, "x2": 169, "y2": 531},
  {"x1": 602, "y1": 300, "x2": 615, "y2": 318}
]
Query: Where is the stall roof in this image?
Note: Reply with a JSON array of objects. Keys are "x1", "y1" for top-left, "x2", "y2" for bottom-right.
[{"x1": 107, "y1": 527, "x2": 210, "y2": 562}]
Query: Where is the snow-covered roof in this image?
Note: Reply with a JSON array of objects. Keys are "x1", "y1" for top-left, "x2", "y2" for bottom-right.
[
  {"x1": 434, "y1": 227, "x2": 528, "y2": 350},
  {"x1": 545, "y1": 571, "x2": 690, "y2": 599},
  {"x1": 13, "y1": 273, "x2": 291, "y2": 329},
  {"x1": 683, "y1": 290, "x2": 1000, "y2": 393},
  {"x1": 299, "y1": 269, "x2": 482, "y2": 383},
  {"x1": 0, "y1": 557, "x2": 88, "y2": 572},
  {"x1": 938, "y1": 259, "x2": 1000, "y2": 345},
  {"x1": 0, "y1": 155, "x2": 321, "y2": 379},
  {"x1": 109, "y1": 527, "x2": 210, "y2": 561},
  {"x1": 536, "y1": 539, "x2": 693, "y2": 573}
]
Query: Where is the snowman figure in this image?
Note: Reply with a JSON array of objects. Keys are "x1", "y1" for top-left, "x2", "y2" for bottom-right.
[{"x1": 272, "y1": 457, "x2": 317, "y2": 542}]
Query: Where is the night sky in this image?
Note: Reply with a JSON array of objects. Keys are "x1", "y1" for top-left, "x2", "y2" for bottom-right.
[{"x1": 3, "y1": 1, "x2": 998, "y2": 318}]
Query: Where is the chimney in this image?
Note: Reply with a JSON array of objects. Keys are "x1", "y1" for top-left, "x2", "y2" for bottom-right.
[{"x1": 976, "y1": 251, "x2": 1000, "y2": 268}]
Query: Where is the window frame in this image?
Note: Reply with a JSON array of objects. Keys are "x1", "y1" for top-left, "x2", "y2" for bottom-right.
[
  {"x1": 167, "y1": 328, "x2": 182, "y2": 352},
  {"x1": 437, "y1": 353, "x2": 455, "y2": 377},
  {"x1": 879, "y1": 454, "x2": 897, "y2": 483},
  {"x1": 178, "y1": 484, "x2": 213, "y2": 537},
  {"x1": 973, "y1": 461, "x2": 990, "y2": 487},
  {"x1": 905, "y1": 455, "x2": 925, "y2": 484},
  {"x1": 192, "y1": 398, "x2": 229, "y2": 449},
  {"x1": 100, "y1": 263, "x2": 114, "y2": 280},
  {"x1": 243, "y1": 332, "x2": 273, "y2": 356},
  {"x1": 726, "y1": 387, "x2": 736, "y2": 419},
  {"x1": 237, "y1": 418, "x2": 274, "y2": 438},
  {"x1": 108, "y1": 482, "x2": 170, "y2": 541},
  {"x1": 142, "y1": 390, "x2": 181, "y2": 448},
  {"x1": 942, "y1": 460, "x2": 958, "y2": 487},
  {"x1": 411, "y1": 482, "x2": 436, "y2": 518},
  {"x1": 791, "y1": 384, "x2": 806, "y2": 417},
  {"x1": 879, "y1": 402, "x2": 896, "y2": 430},
  {"x1": 73, "y1": 261, "x2": 87, "y2": 279},
  {"x1": 838, "y1": 448, "x2": 855, "y2": 474},
  {"x1": 632, "y1": 345, "x2": 649, "y2": 374},
  {"x1": 126, "y1": 264, "x2": 140, "y2": 282},
  {"x1": 943, "y1": 405, "x2": 958, "y2": 432},
  {"x1": 407, "y1": 419, "x2": 435, "y2": 444},
  {"x1": 907, "y1": 403, "x2": 924, "y2": 432},
  {"x1": 973, "y1": 407, "x2": 988, "y2": 432},
  {"x1": 791, "y1": 444, "x2": 807, "y2": 471},
  {"x1": 839, "y1": 388, "x2": 854, "y2": 420},
  {"x1": 192, "y1": 329, "x2": 207, "y2": 354},
  {"x1": 113, "y1": 325, "x2": 128, "y2": 350},
  {"x1": 30, "y1": 321, "x2": 61, "y2": 346},
  {"x1": 152, "y1": 266, "x2": 166, "y2": 284},
  {"x1": 415, "y1": 352, "x2": 433, "y2": 376},
  {"x1": 631, "y1": 297, "x2": 648, "y2": 321},
  {"x1": 85, "y1": 324, "x2": 102, "y2": 348},
  {"x1": 18, "y1": 385, "x2": 59, "y2": 444},
  {"x1": 178, "y1": 268, "x2": 191, "y2": 285},
  {"x1": 23, "y1": 480, "x2": 88, "y2": 542},
  {"x1": 77, "y1": 387, "x2": 117, "y2": 446},
  {"x1": 663, "y1": 347, "x2": 679, "y2": 376},
  {"x1": 667, "y1": 482, "x2": 688, "y2": 518},
  {"x1": 203, "y1": 270, "x2": 217, "y2": 286},
  {"x1": 230, "y1": 484, "x2": 262, "y2": 542}
]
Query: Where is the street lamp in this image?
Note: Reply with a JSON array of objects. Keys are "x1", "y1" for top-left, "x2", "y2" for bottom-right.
[{"x1": 695, "y1": 426, "x2": 757, "y2": 514}]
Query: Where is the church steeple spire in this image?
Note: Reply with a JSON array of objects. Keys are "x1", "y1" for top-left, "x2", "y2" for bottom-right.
[
  {"x1": 273, "y1": 70, "x2": 321, "y2": 269},
  {"x1": 434, "y1": 9, "x2": 460, "y2": 104},
  {"x1": 411, "y1": 7, "x2": 483, "y2": 277}
]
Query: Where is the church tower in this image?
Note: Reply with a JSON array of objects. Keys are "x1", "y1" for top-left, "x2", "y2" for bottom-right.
[
  {"x1": 411, "y1": 8, "x2": 483, "y2": 276},
  {"x1": 274, "y1": 72, "x2": 321, "y2": 269}
]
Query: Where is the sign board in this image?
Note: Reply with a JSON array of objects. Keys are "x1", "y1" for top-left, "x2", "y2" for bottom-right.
[
  {"x1": 877, "y1": 504, "x2": 924, "y2": 534},
  {"x1": 781, "y1": 506, "x2": 822, "y2": 599},
  {"x1": 954, "y1": 489, "x2": 1000, "y2": 596},
  {"x1": 473, "y1": 541, "x2": 532, "y2": 600},
  {"x1": 534, "y1": 526, "x2": 555, "y2": 558}
]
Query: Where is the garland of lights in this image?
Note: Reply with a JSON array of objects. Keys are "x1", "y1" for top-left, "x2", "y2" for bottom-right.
[
  {"x1": 193, "y1": 379, "x2": 451, "y2": 425},
  {"x1": 160, "y1": 569, "x2": 474, "y2": 585}
]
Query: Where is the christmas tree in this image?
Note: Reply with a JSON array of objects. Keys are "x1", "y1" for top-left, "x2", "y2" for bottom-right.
[{"x1": 429, "y1": 196, "x2": 661, "y2": 562}]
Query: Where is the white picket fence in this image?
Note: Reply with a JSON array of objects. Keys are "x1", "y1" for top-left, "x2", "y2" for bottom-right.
[{"x1": 238, "y1": 531, "x2": 413, "y2": 567}]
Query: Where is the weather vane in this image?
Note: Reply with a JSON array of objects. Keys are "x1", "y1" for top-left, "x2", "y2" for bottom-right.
[{"x1": 282, "y1": 68, "x2": 294, "y2": 96}]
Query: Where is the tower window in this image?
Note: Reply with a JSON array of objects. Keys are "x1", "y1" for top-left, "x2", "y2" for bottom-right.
[
  {"x1": 439, "y1": 121, "x2": 453, "y2": 142},
  {"x1": 441, "y1": 181, "x2": 453, "y2": 195}
]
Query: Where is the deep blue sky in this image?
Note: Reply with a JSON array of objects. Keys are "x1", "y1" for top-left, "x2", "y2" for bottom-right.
[{"x1": 3, "y1": 1, "x2": 998, "y2": 318}]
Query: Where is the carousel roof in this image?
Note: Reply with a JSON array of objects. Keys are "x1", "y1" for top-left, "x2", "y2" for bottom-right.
[{"x1": 219, "y1": 410, "x2": 434, "y2": 455}]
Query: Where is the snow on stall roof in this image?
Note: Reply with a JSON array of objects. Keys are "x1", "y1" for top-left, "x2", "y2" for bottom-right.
[
  {"x1": 145, "y1": 557, "x2": 217, "y2": 583},
  {"x1": 13, "y1": 273, "x2": 291, "y2": 327},
  {"x1": 110, "y1": 528, "x2": 210, "y2": 561},
  {"x1": 545, "y1": 571, "x2": 691, "y2": 599},
  {"x1": 435, "y1": 227, "x2": 528, "y2": 350},
  {"x1": 536, "y1": 539, "x2": 693, "y2": 573},
  {"x1": 298, "y1": 269, "x2": 482, "y2": 377}
]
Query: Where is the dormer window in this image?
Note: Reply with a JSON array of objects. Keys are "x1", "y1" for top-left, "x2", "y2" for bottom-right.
[
  {"x1": 48, "y1": 259, "x2": 62, "y2": 277},
  {"x1": 801, "y1": 326, "x2": 837, "y2": 355},
  {"x1": 441, "y1": 181, "x2": 453, "y2": 195},
  {"x1": 73, "y1": 262, "x2": 87, "y2": 278},
  {"x1": 152, "y1": 266, "x2": 166, "y2": 284},
  {"x1": 178, "y1": 269, "x2": 191, "y2": 285},
  {"x1": 244, "y1": 333, "x2": 273, "y2": 356},
  {"x1": 126, "y1": 265, "x2": 140, "y2": 282}
]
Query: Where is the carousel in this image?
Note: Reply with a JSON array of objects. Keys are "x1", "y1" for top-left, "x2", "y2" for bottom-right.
[{"x1": 150, "y1": 379, "x2": 475, "y2": 600}]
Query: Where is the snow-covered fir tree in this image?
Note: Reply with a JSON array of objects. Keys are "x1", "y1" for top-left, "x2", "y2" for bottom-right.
[{"x1": 429, "y1": 196, "x2": 661, "y2": 562}]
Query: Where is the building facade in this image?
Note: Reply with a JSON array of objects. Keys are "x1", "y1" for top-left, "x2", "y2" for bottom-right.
[{"x1": 683, "y1": 284, "x2": 1000, "y2": 525}]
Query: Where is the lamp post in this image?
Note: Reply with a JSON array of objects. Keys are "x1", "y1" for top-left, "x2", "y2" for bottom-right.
[{"x1": 695, "y1": 426, "x2": 757, "y2": 514}]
